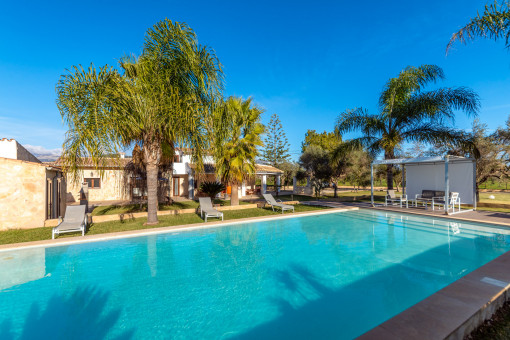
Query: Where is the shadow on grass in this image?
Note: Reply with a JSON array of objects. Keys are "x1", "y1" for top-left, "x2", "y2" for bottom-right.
[
  {"x1": 0, "y1": 287, "x2": 135, "y2": 340},
  {"x1": 92, "y1": 204, "x2": 142, "y2": 216}
]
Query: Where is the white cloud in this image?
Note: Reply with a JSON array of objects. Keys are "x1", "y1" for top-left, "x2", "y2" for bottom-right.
[{"x1": 24, "y1": 144, "x2": 62, "y2": 160}]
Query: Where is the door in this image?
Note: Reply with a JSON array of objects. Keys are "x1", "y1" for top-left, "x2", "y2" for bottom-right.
[{"x1": 173, "y1": 178, "x2": 180, "y2": 197}]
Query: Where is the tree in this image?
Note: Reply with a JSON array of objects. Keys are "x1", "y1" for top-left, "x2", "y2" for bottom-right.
[
  {"x1": 299, "y1": 145, "x2": 333, "y2": 197},
  {"x1": 261, "y1": 113, "x2": 291, "y2": 166},
  {"x1": 335, "y1": 64, "x2": 479, "y2": 190},
  {"x1": 430, "y1": 119, "x2": 509, "y2": 201},
  {"x1": 199, "y1": 181, "x2": 226, "y2": 201},
  {"x1": 57, "y1": 19, "x2": 223, "y2": 225},
  {"x1": 344, "y1": 150, "x2": 373, "y2": 192},
  {"x1": 277, "y1": 161, "x2": 301, "y2": 189},
  {"x1": 301, "y1": 129, "x2": 341, "y2": 153},
  {"x1": 212, "y1": 97, "x2": 265, "y2": 206},
  {"x1": 407, "y1": 141, "x2": 427, "y2": 158},
  {"x1": 301, "y1": 129, "x2": 344, "y2": 197},
  {"x1": 447, "y1": 1, "x2": 510, "y2": 53}
]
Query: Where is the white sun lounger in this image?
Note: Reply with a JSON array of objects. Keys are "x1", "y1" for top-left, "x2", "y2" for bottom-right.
[
  {"x1": 198, "y1": 197, "x2": 224, "y2": 222},
  {"x1": 52, "y1": 205, "x2": 87, "y2": 239},
  {"x1": 262, "y1": 194, "x2": 295, "y2": 214}
]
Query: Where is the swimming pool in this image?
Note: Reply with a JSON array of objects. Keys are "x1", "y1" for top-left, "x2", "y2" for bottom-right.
[{"x1": 1, "y1": 209, "x2": 509, "y2": 339}]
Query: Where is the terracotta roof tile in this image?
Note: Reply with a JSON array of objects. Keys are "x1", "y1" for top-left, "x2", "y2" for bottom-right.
[
  {"x1": 51, "y1": 157, "x2": 131, "y2": 168},
  {"x1": 255, "y1": 164, "x2": 284, "y2": 174}
]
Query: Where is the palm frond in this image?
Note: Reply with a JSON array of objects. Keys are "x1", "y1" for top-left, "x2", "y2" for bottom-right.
[
  {"x1": 331, "y1": 136, "x2": 380, "y2": 164},
  {"x1": 56, "y1": 64, "x2": 122, "y2": 184},
  {"x1": 394, "y1": 86, "x2": 480, "y2": 127},
  {"x1": 447, "y1": 1, "x2": 510, "y2": 53},
  {"x1": 379, "y1": 65, "x2": 445, "y2": 112},
  {"x1": 336, "y1": 108, "x2": 385, "y2": 136}
]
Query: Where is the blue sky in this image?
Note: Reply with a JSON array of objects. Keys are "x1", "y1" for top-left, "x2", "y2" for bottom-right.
[{"x1": 1, "y1": 0, "x2": 509, "y2": 159}]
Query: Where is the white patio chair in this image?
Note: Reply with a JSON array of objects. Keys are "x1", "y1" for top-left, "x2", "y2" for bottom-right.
[
  {"x1": 433, "y1": 192, "x2": 461, "y2": 213},
  {"x1": 385, "y1": 190, "x2": 408, "y2": 208}
]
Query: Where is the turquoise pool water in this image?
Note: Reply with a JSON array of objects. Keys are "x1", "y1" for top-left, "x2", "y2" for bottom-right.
[{"x1": 1, "y1": 209, "x2": 509, "y2": 339}]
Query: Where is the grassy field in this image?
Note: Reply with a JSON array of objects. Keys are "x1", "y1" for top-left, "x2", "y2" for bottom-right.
[
  {"x1": 278, "y1": 191, "x2": 386, "y2": 201},
  {"x1": 468, "y1": 301, "x2": 510, "y2": 339},
  {"x1": 479, "y1": 192, "x2": 510, "y2": 204},
  {"x1": 0, "y1": 204, "x2": 327, "y2": 245},
  {"x1": 92, "y1": 199, "x2": 249, "y2": 216},
  {"x1": 339, "y1": 180, "x2": 510, "y2": 191}
]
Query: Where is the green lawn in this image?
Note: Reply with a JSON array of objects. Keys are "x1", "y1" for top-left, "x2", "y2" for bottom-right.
[
  {"x1": 278, "y1": 191, "x2": 386, "y2": 202},
  {"x1": 92, "y1": 199, "x2": 249, "y2": 216},
  {"x1": 0, "y1": 204, "x2": 328, "y2": 245},
  {"x1": 474, "y1": 206, "x2": 510, "y2": 213},
  {"x1": 479, "y1": 192, "x2": 510, "y2": 204},
  {"x1": 468, "y1": 301, "x2": 510, "y2": 339}
]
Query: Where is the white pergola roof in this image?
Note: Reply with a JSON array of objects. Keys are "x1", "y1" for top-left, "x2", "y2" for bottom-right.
[{"x1": 372, "y1": 156, "x2": 474, "y2": 165}]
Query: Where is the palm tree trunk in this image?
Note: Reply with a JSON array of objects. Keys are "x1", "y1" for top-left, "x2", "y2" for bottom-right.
[
  {"x1": 144, "y1": 141, "x2": 162, "y2": 225},
  {"x1": 385, "y1": 149, "x2": 394, "y2": 190},
  {"x1": 231, "y1": 183, "x2": 239, "y2": 206},
  {"x1": 146, "y1": 162, "x2": 159, "y2": 224}
]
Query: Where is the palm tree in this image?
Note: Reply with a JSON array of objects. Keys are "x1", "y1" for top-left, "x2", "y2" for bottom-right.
[
  {"x1": 447, "y1": 1, "x2": 510, "y2": 53},
  {"x1": 57, "y1": 19, "x2": 223, "y2": 224},
  {"x1": 334, "y1": 64, "x2": 479, "y2": 190},
  {"x1": 212, "y1": 97, "x2": 265, "y2": 205}
]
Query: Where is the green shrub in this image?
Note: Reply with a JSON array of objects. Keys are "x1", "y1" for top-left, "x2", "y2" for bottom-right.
[{"x1": 199, "y1": 181, "x2": 226, "y2": 200}]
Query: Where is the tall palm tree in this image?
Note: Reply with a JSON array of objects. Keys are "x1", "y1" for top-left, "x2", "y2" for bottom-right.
[
  {"x1": 334, "y1": 64, "x2": 479, "y2": 190},
  {"x1": 212, "y1": 97, "x2": 265, "y2": 205},
  {"x1": 57, "y1": 19, "x2": 223, "y2": 224},
  {"x1": 447, "y1": 1, "x2": 510, "y2": 53}
]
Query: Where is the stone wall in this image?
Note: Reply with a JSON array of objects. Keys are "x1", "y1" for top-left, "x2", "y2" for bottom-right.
[
  {"x1": 0, "y1": 158, "x2": 47, "y2": 230},
  {"x1": 66, "y1": 168, "x2": 130, "y2": 202}
]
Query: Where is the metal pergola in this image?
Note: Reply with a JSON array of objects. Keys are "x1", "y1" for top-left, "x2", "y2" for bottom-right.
[{"x1": 370, "y1": 155, "x2": 477, "y2": 214}]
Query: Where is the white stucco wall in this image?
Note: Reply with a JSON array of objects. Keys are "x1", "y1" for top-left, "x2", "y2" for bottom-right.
[{"x1": 0, "y1": 139, "x2": 17, "y2": 159}]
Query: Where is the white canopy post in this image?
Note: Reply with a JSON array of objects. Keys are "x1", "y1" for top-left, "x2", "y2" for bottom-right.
[
  {"x1": 403, "y1": 164, "x2": 406, "y2": 196},
  {"x1": 444, "y1": 155, "x2": 450, "y2": 214},
  {"x1": 473, "y1": 160, "x2": 477, "y2": 210},
  {"x1": 370, "y1": 163, "x2": 374, "y2": 206}
]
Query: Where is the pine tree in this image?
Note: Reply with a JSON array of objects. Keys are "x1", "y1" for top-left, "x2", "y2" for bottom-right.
[{"x1": 262, "y1": 113, "x2": 291, "y2": 166}]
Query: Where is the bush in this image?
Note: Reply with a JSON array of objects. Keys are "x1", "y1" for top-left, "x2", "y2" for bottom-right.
[{"x1": 199, "y1": 181, "x2": 225, "y2": 200}]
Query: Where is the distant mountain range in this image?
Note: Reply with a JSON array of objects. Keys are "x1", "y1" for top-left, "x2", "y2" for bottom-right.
[{"x1": 24, "y1": 144, "x2": 61, "y2": 162}]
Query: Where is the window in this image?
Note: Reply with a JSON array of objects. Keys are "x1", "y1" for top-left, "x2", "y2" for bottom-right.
[
  {"x1": 174, "y1": 154, "x2": 181, "y2": 163},
  {"x1": 84, "y1": 178, "x2": 101, "y2": 189}
]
